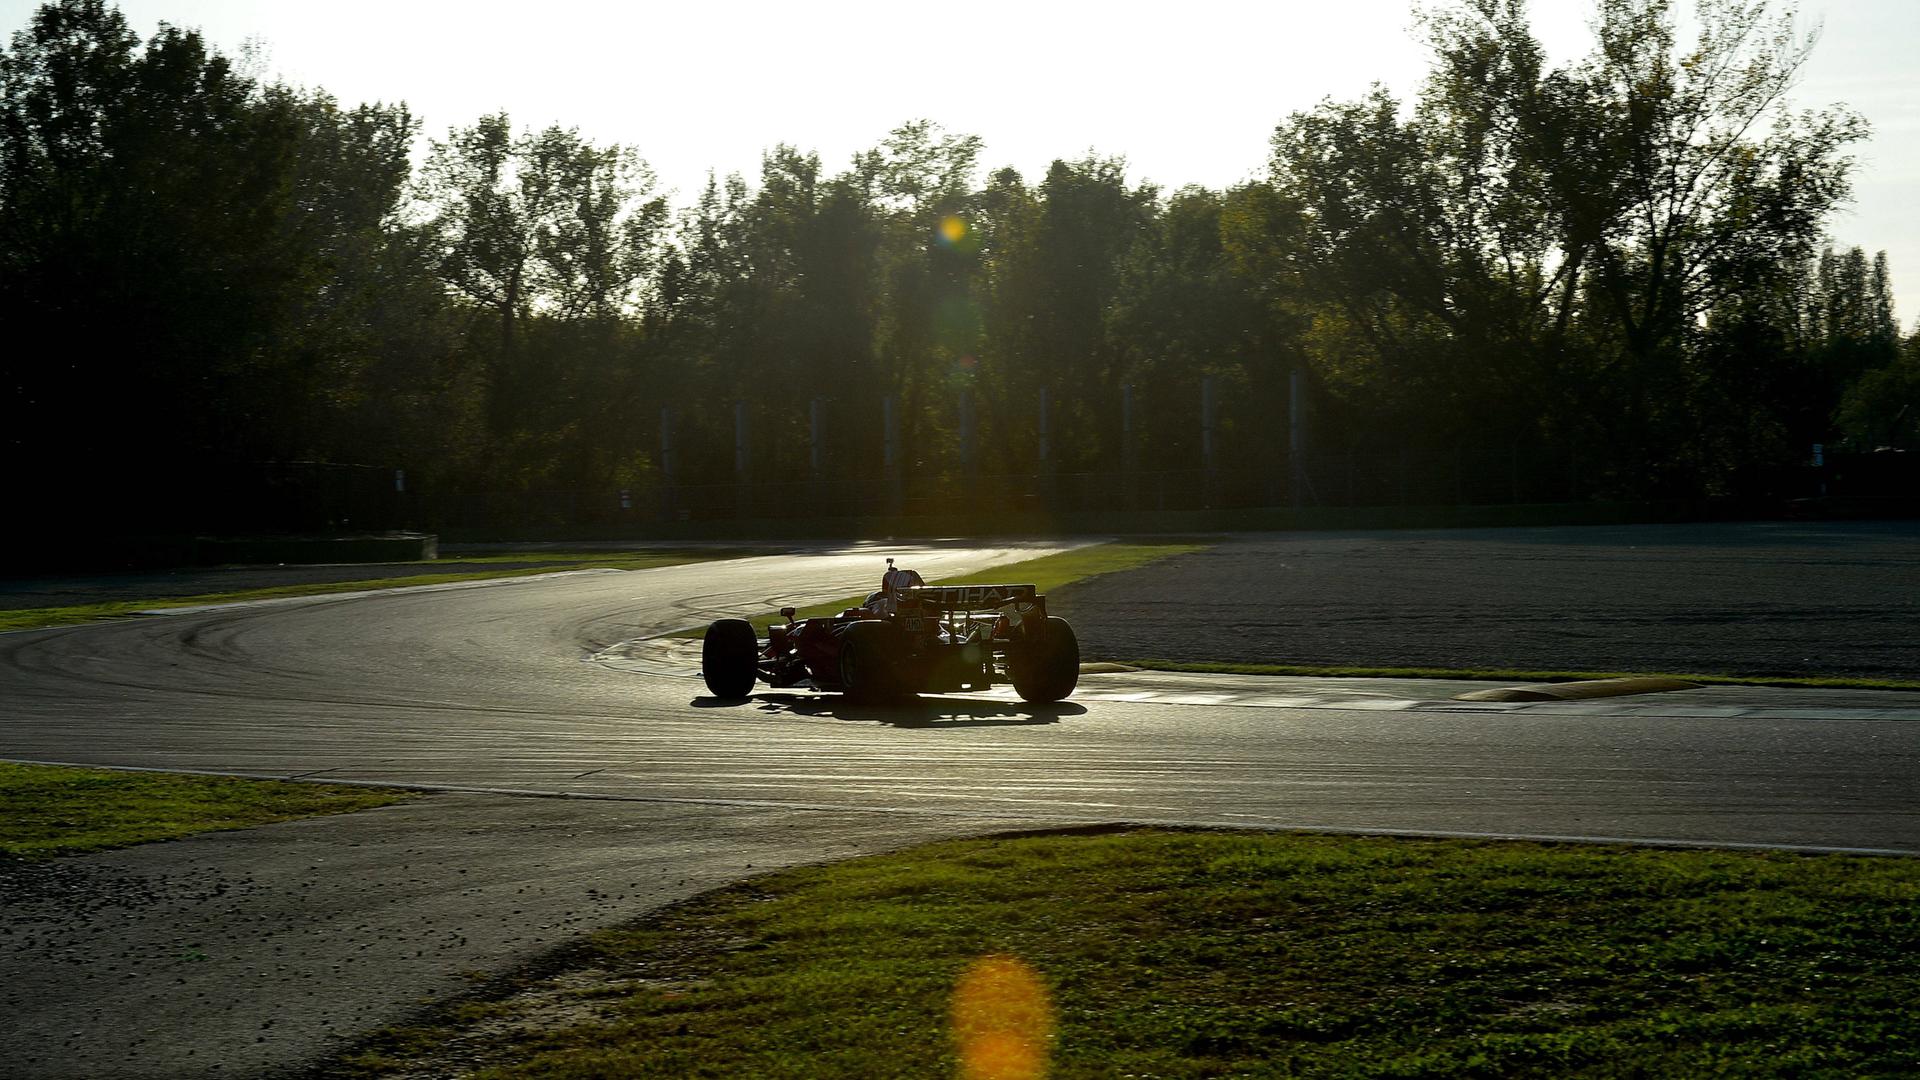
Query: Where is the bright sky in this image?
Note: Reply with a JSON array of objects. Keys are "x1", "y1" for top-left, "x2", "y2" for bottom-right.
[{"x1": 6, "y1": 0, "x2": 1917, "y2": 326}]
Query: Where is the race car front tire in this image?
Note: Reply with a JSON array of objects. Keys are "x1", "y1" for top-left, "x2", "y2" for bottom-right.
[
  {"x1": 702, "y1": 618, "x2": 759, "y2": 700},
  {"x1": 839, "y1": 621, "x2": 909, "y2": 702},
  {"x1": 1010, "y1": 616, "x2": 1079, "y2": 703}
]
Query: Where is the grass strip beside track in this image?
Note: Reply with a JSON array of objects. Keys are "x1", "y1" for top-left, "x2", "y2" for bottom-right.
[
  {"x1": 0, "y1": 762, "x2": 412, "y2": 861},
  {"x1": 672, "y1": 542, "x2": 1207, "y2": 638},
  {"x1": 0, "y1": 549, "x2": 766, "y2": 633},
  {"x1": 1118, "y1": 659, "x2": 1920, "y2": 693},
  {"x1": 335, "y1": 828, "x2": 1920, "y2": 1079}
]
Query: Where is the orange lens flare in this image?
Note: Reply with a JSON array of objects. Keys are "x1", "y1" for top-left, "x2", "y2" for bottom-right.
[
  {"x1": 939, "y1": 215, "x2": 969, "y2": 245},
  {"x1": 951, "y1": 954, "x2": 1053, "y2": 1080}
]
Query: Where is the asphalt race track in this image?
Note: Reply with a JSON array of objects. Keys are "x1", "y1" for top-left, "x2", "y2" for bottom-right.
[
  {"x1": 4, "y1": 530, "x2": 1920, "y2": 1077},
  {"x1": 6, "y1": 533, "x2": 1918, "y2": 850}
]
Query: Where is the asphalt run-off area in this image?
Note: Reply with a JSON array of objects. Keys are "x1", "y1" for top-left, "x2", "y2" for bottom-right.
[{"x1": 3, "y1": 522, "x2": 1917, "y2": 1078}]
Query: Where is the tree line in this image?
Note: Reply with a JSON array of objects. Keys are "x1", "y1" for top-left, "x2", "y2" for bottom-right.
[{"x1": 2, "y1": 0, "x2": 1913, "y2": 534}]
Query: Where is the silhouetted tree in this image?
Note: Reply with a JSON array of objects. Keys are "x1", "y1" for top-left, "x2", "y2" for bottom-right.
[
  {"x1": 1273, "y1": 0, "x2": 1868, "y2": 497},
  {"x1": 1, "y1": 1, "x2": 315, "y2": 525},
  {"x1": 2, "y1": 0, "x2": 1899, "y2": 540}
]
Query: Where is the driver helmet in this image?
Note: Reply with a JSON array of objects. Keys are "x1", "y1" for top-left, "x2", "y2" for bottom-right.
[{"x1": 880, "y1": 557, "x2": 924, "y2": 595}]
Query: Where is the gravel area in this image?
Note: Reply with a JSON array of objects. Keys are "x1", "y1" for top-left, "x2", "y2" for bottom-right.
[{"x1": 1050, "y1": 521, "x2": 1920, "y2": 680}]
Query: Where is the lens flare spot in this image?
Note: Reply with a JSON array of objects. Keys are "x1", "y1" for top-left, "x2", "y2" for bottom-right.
[
  {"x1": 952, "y1": 955, "x2": 1053, "y2": 1080},
  {"x1": 939, "y1": 215, "x2": 969, "y2": 245}
]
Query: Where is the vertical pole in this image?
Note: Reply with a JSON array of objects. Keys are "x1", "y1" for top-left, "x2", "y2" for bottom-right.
[
  {"x1": 660, "y1": 406, "x2": 675, "y2": 482},
  {"x1": 1038, "y1": 386, "x2": 1052, "y2": 511},
  {"x1": 1038, "y1": 386, "x2": 1050, "y2": 467},
  {"x1": 882, "y1": 395, "x2": 901, "y2": 514},
  {"x1": 809, "y1": 397, "x2": 824, "y2": 482},
  {"x1": 1201, "y1": 375, "x2": 1217, "y2": 509},
  {"x1": 1121, "y1": 383, "x2": 1135, "y2": 508},
  {"x1": 1289, "y1": 366, "x2": 1306, "y2": 509},
  {"x1": 959, "y1": 389, "x2": 975, "y2": 479},
  {"x1": 734, "y1": 401, "x2": 749, "y2": 478},
  {"x1": 1201, "y1": 375, "x2": 1216, "y2": 472},
  {"x1": 882, "y1": 396, "x2": 894, "y2": 471},
  {"x1": 734, "y1": 400, "x2": 750, "y2": 519},
  {"x1": 659, "y1": 405, "x2": 676, "y2": 520}
]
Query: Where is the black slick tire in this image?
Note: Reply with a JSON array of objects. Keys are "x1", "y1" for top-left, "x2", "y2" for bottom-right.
[
  {"x1": 1010, "y1": 616, "x2": 1079, "y2": 703},
  {"x1": 839, "y1": 621, "x2": 907, "y2": 702},
  {"x1": 702, "y1": 618, "x2": 758, "y2": 700}
]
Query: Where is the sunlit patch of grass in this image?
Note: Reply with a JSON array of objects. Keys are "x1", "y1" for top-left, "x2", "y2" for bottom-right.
[
  {"x1": 0, "y1": 762, "x2": 412, "y2": 860},
  {"x1": 0, "y1": 549, "x2": 766, "y2": 632},
  {"x1": 332, "y1": 829, "x2": 1920, "y2": 1078},
  {"x1": 1120, "y1": 659, "x2": 1920, "y2": 693},
  {"x1": 670, "y1": 542, "x2": 1207, "y2": 639}
]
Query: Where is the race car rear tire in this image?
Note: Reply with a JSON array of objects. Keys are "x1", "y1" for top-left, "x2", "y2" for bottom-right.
[
  {"x1": 839, "y1": 621, "x2": 909, "y2": 702},
  {"x1": 702, "y1": 619, "x2": 758, "y2": 700},
  {"x1": 1010, "y1": 616, "x2": 1079, "y2": 703}
]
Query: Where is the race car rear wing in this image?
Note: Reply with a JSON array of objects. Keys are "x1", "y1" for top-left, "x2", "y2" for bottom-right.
[{"x1": 894, "y1": 584, "x2": 1042, "y2": 612}]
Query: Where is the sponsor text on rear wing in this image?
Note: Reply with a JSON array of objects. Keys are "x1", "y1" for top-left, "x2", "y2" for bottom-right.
[{"x1": 894, "y1": 584, "x2": 1042, "y2": 612}]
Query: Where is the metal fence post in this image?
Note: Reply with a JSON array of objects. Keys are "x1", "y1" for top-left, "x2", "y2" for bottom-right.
[
  {"x1": 1201, "y1": 375, "x2": 1217, "y2": 507},
  {"x1": 959, "y1": 389, "x2": 975, "y2": 482},
  {"x1": 1289, "y1": 366, "x2": 1306, "y2": 508},
  {"x1": 1038, "y1": 386, "x2": 1052, "y2": 510},
  {"x1": 883, "y1": 395, "x2": 902, "y2": 515},
  {"x1": 809, "y1": 397, "x2": 824, "y2": 484},
  {"x1": 1038, "y1": 386, "x2": 1050, "y2": 467},
  {"x1": 734, "y1": 400, "x2": 751, "y2": 519},
  {"x1": 659, "y1": 405, "x2": 676, "y2": 520}
]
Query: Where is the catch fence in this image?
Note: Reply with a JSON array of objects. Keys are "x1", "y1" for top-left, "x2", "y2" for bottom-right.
[{"x1": 407, "y1": 445, "x2": 1608, "y2": 531}]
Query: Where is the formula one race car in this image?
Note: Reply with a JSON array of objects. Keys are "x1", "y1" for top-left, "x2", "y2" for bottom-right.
[{"x1": 700, "y1": 559, "x2": 1079, "y2": 703}]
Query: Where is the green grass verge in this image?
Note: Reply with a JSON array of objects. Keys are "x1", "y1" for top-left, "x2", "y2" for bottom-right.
[
  {"x1": 336, "y1": 828, "x2": 1920, "y2": 1078},
  {"x1": 0, "y1": 549, "x2": 764, "y2": 633},
  {"x1": 1118, "y1": 660, "x2": 1920, "y2": 693},
  {"x1": 0, "y1": 762, "x2": 412, "y2": 861},
  {"x1": 671, "y1": 541, "x2": 1206, "y2": 638}
]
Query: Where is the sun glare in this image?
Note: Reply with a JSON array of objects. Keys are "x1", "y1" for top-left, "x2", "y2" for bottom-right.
[{"x1": 952, "y1": 954, "x2": 1054, "y2": 1080}]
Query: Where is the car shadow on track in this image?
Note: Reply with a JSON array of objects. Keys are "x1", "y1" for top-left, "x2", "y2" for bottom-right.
[{"x1": 691, "y1": 692, "x2": 1083, "y2": 728}]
